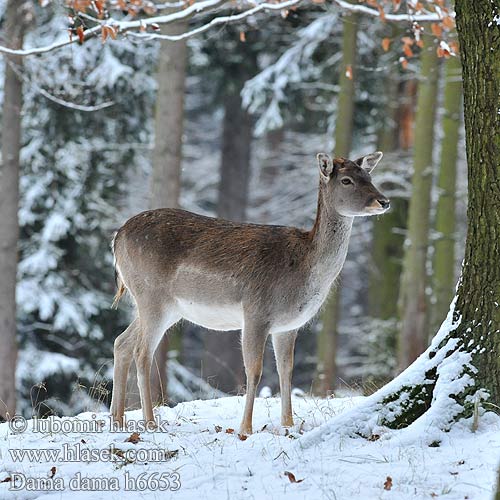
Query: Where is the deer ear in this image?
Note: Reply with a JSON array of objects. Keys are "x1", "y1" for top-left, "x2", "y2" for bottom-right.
[
  {"x1": 317, "y1": 153, "x2": 334, "y2": 181},
  {"x1": 355, "y1": 151, "x2": 383, "y2": 173}
]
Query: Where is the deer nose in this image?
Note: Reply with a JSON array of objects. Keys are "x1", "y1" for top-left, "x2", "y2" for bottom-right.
[{"x1": 378, "y1": 198, "x2": 390, "y2": 209}]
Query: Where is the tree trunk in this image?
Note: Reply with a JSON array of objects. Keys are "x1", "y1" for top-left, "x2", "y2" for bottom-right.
[
  {"x1": 370, "y1": 67, "x2": 407, "y2": 321},
  {"x1": 301, "y1": 2, "x2": 498, "y2": 445},
  {"x1": 431, "y1": 53, "x2": 462, "y2": 334},
  {"x1": 149, "y1": 27, "x2": 188, "y2": 406},
  {"x1": 216, "y1": 93, "x2": 253, "y2": 221},
  {"x1": 314, "y1": 10, "x2": 358, "y2": 396},
  {"x1": 313, "y1": 286, "x2": 341, "y2": 395},
  {"x1": 202, "y1": 62, "x2": 254, "y2": 394},
  {"x1": 398, "y1": 43, "x2": 440, "y2": 370},
  {"x1": 452, "y1": 0, "x2": 499, "y2": 405},
  {"x1": 367, "y1": 65, "x2": 410, "y2": 384},
  {"x1": 0, "y1": 0, "x2": 31, "y2": 420}
]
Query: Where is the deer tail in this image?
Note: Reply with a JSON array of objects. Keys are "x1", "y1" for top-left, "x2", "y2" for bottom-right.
[
  {"x1": 111, "y1": 232, "x2": 127, "y2": 309},
  {"x1": 112, "y1": 275, "x2": 126, "y2": 309}
]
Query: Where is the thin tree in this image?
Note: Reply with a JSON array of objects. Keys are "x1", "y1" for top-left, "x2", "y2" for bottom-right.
[
  {"x1": 368, "y1": 63, "x2": 410, "y2": 384},
  {"x1": 313, "y1": 9, "x2": 358, "y2": 396},
  {"x1": 0, "y1": 0, "x2": 32, "y2": 420},
  {"x1": 431, "y1": 52, "x2": 462, "y2": 334},
  {"x1": 398, "y1": 40, "x2": 441, "y2": 370}
]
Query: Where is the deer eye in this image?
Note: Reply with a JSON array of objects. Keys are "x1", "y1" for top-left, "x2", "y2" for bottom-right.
[{"x1": 341, "y1": 178, "x2": 353, "y2": 186}]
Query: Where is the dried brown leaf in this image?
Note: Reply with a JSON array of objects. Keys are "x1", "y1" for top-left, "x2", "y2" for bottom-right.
[
  {"x1": 284, "y1": 471, "x2": 304, "y2": 483},
  {"x1": 431, "y1": 23, "x2": 443, "y2": 37},
  {"x1": 77, "y1": 25, "x2": 85, "y2": 44},
  {"x1": 403, "y1": 44, "x2": 414, "y2": 58},
  {"x1": 125, "y1": 432, "x2": 141, "y2": 444},
  {"x1": 384, "y1": 476, "x2": 393, "y2": 490},
  {"x1": 442, "y1": 16, "x2": 455, "y2": 30}
]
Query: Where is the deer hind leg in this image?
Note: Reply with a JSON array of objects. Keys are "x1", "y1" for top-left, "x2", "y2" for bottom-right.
[
  {"x1": 135, "y1": 301, "x2": 180, "y2": 426},
  {"x1": 110, "y1": 318, "x2": 140, "y2": 427},
  {"x1": 272, "y1": 330, "x2": 297, "y2": 428},
  {"x1": 240, "y1": 321, "x2": 269, "y2": 435}
]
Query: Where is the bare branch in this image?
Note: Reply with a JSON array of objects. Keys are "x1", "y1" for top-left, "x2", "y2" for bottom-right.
[
  {"x1": 110, "y1": 0, "x2": 229, "y2": 31},
  {"x1": 7, "y1": 60, "x2": 115, "y2": 111},
  {"x1": 0, "y1": 25, "x2": 102, "y2": 56},
  {"x1": 125, "y1": 0, "x2": 303, "y2": 42}
]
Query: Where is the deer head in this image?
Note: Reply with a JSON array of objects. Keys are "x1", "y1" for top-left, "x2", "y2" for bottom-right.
[{"x1": 317, "y1": 152, "x2": 390, "y2": 217}]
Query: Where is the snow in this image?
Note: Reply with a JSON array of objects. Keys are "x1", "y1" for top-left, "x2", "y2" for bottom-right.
[
  {"x1": 297, "y1": 297, "x2": 478, "y2": 448},
  {"x1": 0, "y1": 395, "x2": 498, "y2": 500}
]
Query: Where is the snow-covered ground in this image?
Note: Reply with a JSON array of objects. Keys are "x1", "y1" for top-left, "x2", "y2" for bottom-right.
[{"x1": 1, "y1": 395, "x2": 498, "y2": 500}]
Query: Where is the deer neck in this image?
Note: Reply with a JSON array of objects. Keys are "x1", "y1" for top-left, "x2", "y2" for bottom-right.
[{"x1": 308, "y1": 183, "x2": 354, "y2": 281}]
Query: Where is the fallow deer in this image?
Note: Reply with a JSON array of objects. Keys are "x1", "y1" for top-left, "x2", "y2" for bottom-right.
[{"x1": 110, "y1": 152, "x2": 389, "y2": 434}]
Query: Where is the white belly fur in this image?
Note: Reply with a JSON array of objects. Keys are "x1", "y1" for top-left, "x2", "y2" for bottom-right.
[
  {"x1": 176, "y1": 298, "x2": 243, "y2": 331},
  {"x1": 175, "y1": 294, "x2": 323, "y2": 334}
]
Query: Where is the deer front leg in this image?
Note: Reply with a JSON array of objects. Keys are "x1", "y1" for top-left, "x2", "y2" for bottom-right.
[
  {"x1": 240, "y1": 322, "x2": 269, "y2": 435},
  {"x1": 110, "y1": 318, "x2": 140, "y2": 427},
  {"x1": 272, "y1": 330, "x2": 297, "y2": 428}
]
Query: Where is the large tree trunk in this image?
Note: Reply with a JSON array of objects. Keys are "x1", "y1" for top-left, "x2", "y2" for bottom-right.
[
  {"x1": 431, "y1": 53, "x2": 462, "y2": 334},
  {"x1": 397, "y1": 43, "x2": 440, "y2": 370},
  {"x1": 202, "y1": 59, "x2": 255, "y2": 394},
  {"x1": 0, "y1": 0, "x2": 31, "y2": 420},
  {"x1": 301, "y1": 0, "x2": 499, "y2": 447},
  {"x1": 313, "y1": 10, "x2": 358, "y2": 396},
  {"x1": 452, "y1": 0, "x2": 499, "y2": 403},
  {"x1": 148, "y1": 29, "x2": 188, "y2": 406}
]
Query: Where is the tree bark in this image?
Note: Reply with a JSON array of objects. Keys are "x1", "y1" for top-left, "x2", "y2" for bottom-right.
[
  {"x1": 0, "y1": 0, "x2": 31, "y2": 420},
  {"x1": 314, "y1": 10, "x2": 358, "y2": 395},
  {"x1": 431, "y1": 53, "x2": 462, "y2": 334},
  {"x1": 398, "y1": 43, "x2": 440, "y2": 370},
  {"x1": 149, "y1": 26, "x2": 188, "y2": 406},
  {"x1": 313, "y1": 286, "x2": 341, "y2": 395},
  {"x1": 452, "y1": 0, "x2": 500, "y2": 405},
  {"x1": 216, "y1": 93, "x2": 253, "y2": 221}
]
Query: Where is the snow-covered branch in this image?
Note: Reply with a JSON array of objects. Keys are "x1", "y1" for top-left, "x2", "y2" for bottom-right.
[
  {"x1": 126, "y1": 0, "x2": 304, "y2": 42},
  {"x1": 0, "y1": 0, "x2": 297, "y2": 57},
  {"x1": 332, "y1": 0, "x2": 446, "y2": 22},
  {"x1": 0, "y1": 0, "x2": 451, "y2": 57}
]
